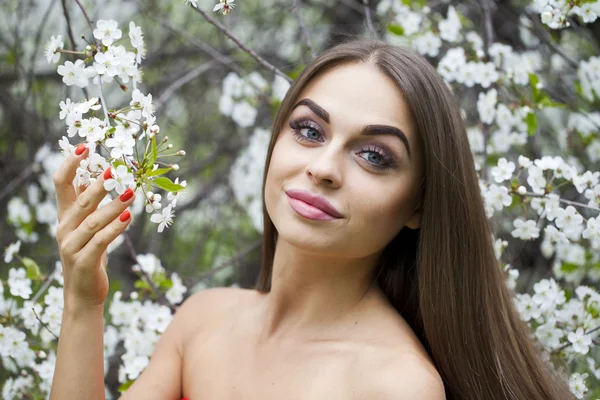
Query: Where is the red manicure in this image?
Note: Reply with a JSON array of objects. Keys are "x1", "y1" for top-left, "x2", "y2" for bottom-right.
[
  {"x1": 103, "y1": 167, "x2": 112, "y2": 180},
  {"x1": 75, "y1": 144, "x2": 86, "y2": 156},
  {"x1": 120, "y1": 210, "x2": 131, "y2": 222},
  {"x1": 120, "y1": 188, "x2": 134, "y2": 202}
]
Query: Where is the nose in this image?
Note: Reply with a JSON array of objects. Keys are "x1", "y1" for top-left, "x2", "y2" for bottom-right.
[{"x1": 304, "y1": 144, "x2": 343, "y2": 188}]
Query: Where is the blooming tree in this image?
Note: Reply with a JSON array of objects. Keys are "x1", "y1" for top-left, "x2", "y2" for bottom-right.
[{"x1": 1, "y1": 0, "x2": 600, "y2": 398}]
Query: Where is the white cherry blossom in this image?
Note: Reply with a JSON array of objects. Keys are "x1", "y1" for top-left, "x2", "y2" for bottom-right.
[
  {"x1": 103, "y1": 165, "x2": 135, "y2": 194},
  {"x1": 93, "y1": 19, "x2": 122, "y2": 46},
  {"x1": 44, "y1": 35, "x2": 63, "y2": 64}
]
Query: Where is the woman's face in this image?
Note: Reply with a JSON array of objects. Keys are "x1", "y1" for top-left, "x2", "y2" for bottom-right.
[{"x1": 264, "y1": 62, "x2": 424, "y2": 258}]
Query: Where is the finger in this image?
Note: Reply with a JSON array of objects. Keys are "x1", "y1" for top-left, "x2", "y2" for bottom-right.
[
  {"x1": 101, "y1": 249, "x2": 108, "y2": 268},
  {"x1": 60, "y1": 166, "x2": 114, "y2": 234},
  {"x1": 62, "y1": 187, "x2": 135, "y2": 254},
  {"x1": 53, "y1": 143, "x2": 89, "y2": 221},
  {"x1": 76, "y1": 209, "x2": 132, "y2": 265},
  {"x1": 76, "y1": 182, "x2": 90, "y2": 197}
]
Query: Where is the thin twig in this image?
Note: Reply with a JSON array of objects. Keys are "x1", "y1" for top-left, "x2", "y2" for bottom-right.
[
  {"x1": 195, "y1": 239, "x2": 261, "y2": 282},
  {"x1": 61, "y1": 0, "x2": 89, "y2": 98},
  {"x1": 24, "y1": 0, "x2": 57, "y2": 104},
  {"x1": 155, "y1": 61, "x2": 216, "y2": 111},
  {"x1": 362, "y1": 0, "x2": 376, "y2": 38},
  {"x1": 551, "y1": 324, "x2": 600, "y2": 355},
  {"x1": 293, "y1": 0, "x2": 316, "y2": 60},
  {"x1": 189, "y1": 5, "x2": 292, "y2": 83},
  {"x1": 0, "y1": 165, "x2": 34, "y2": 203},
  {"x1": 122, "y1": 233, "x2": 176, "y2": 313},
  {"x1": 145, "y1": 14, "x2": 245, "y2": 75},
  {"x1": 32, "y1": 308, "x2": 59, "y2": 341},
  {"x1": 97, "y1": 80, "x2": 110, "y2": 122},
  {"x1": 30, "y1": 266, "x2": 59, "y2": 304},
  {"x1": 518, "y1": 191, "x2": 600, "y2": 213},
  {"x1": 478, "y1": 0, "x2": 494, "y2": 54},
  {"x1": 73, "y1": 0, "x2": 94, "y2": 39},
  {"x1": 61, "y1": 0, "x2": 77, "y2": 53}
]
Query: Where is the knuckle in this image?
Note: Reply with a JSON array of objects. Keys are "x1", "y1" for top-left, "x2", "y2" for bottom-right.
[
  {"x1": 91, "y1": 234, "x2": 107, "y2": 249},
  {"x1": 110, "y1": 220, "x2": 122, "y2": 235},
  {"x1": 56, "y1": 225, "x2": 66, "y2": 243},
  {"x1": 77, "y1": 194, "x2": 91, "y2": 210},
  {"x1": 52, "y1": 172, "x2": 65, "y2": 186},
  {"x1": 59, "y1": 239, "x2": 73, "y2": 259},
  {"x1": 85, "y1": 215, "x2": 99, "y2": 231}
]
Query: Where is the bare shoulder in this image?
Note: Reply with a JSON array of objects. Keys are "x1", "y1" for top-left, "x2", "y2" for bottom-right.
[
  {"x1": 348, "y1": 300, "x2": 445, "y2": 399},
  {"x1": 178, "y1": 286, "x2": 253, "y2": 346},
  {"x1": 362, "y1": 352, "x2": 446, "y2": 399}
]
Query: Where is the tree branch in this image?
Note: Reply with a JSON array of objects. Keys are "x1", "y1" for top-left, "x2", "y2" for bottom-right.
[
  {"x1": 189, "y1": 5, "x2": 292, "y2": 83},
  {"x1": 293, "y1": 0, "x2": 316, "y2": 60},
  {"x1": 154, "y1": 61, "x2": 217, "y2": 111},
  {"x1": 362, "y1": 0, "x2": 376, "y2": 38},
  {"x1": 73, "y1": 0, "x2": 95, "y2": 40}
]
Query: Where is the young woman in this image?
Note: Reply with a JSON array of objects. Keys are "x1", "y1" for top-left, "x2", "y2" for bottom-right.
[{"x1": 50, "y1": 39, "x2": 574, "y2": 399}]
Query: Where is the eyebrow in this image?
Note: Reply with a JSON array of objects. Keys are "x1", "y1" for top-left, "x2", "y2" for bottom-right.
[{"x1": 291, "y1": 98, "x2": 411, "y2": 158}]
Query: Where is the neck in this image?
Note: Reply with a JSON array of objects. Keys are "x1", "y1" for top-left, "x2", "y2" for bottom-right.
[{"x1": 256, "y1": 235, "x2": 385, "y2": 345}]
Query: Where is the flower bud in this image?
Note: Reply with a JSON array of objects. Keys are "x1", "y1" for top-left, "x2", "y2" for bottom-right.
[
  {"x1": 167, "y1": 144, "x2": 173, "y2": 149},
  {"x1": 170, "y1": 164, "x2": 180, "y2": 171},
  {"x1": 130, "y1": 291, "x2": 139, "y2": 300},
  {"x1": 517, "y1": 186, "x2": 526, "y2": 195},
  {"x1": 150, "y1": 125, "x2": 160, "y2": 135},
  {"x1": 177, "y1": 150, "x2": 186, "y2": 156}
]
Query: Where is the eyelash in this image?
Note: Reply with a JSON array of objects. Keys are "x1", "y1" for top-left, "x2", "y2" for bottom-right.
[{"x1": 288, "y1": 119, "x2": 397, "y2": 171}]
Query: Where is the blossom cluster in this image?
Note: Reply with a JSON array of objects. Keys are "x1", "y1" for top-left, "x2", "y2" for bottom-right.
[
  {"x1": 531, "y1": 0, "x2": 600, "y2": 29},
  {"x1": 2, "y1": 0, "x2": 600, "y2": 398},
  {"x1": 47, "y1": 19, "x2": 187, "y2": 233},
  {"x1": 1, "y1": 251, "x2": 189, "y2": 397},
  {"x1": 375, "y1": 1, "x2": 600, "y2": 397}
]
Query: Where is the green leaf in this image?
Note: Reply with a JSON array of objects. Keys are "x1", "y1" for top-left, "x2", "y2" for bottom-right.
[
  {"x1": 529, "y1": 73, "x2": 540, "y2": 101},
  {"x1": 112, "y1": 160, "x2": 127, "y2": 169},
  {"x1": 526, "y1": 112, "x2": 537, "y2": 136},
  {"x1": 387, "y1": 24, "x2": 404, "y2": 36},
  {"x1": 560, "y1": 262, "x2": 579, "y2": 274},
  {"x1": 287, "y1": 64, "x2": 305, "y2": 80},
  {"x1": 538, "y1": 95, "x2": 565, "y2": 108},
  {"x1": 22, "y1": 257, "x2": 42, "y2": 280},
  {"x1": 118, "y1": 380, "x2": 135, "y2": 393},
  {"x1": 153, "y1": 177, "x2": 185, "y2": 192},
  {"x1": 149, "y1": 136, "x2": 158, "y2": 166},
  {"x1": 147, "y1": 167, "x2": 172, "y2": 177},
  {"x1": 134, "y1": 280, "x2": 150, "y2": 290}
]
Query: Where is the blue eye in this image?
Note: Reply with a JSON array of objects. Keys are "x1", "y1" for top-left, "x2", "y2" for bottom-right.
[{"x1": 288, "y1": 119, "x2": 397, "y2": 171}]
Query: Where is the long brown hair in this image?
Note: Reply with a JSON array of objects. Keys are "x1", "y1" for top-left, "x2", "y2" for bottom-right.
[{"x1": 254, "y1": 39, "x2": 573, "y2": 399}]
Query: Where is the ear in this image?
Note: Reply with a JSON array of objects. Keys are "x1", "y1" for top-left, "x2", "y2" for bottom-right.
[
  {"x1": 405, "y1": 211, "x2": 421, "y2": 229},
  {"x1": 404, "y1": 203, "x2": 422, "y2": 230}
]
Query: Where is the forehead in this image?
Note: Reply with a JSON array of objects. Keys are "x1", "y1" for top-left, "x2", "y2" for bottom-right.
[{"x1": 295, "y1": 62, "x2": 415, "y2": 134}]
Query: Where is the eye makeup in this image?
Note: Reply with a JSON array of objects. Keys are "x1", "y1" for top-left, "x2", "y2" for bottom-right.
[{"x1": 288, "y1": 118, "x2": 399, "y2": 171}]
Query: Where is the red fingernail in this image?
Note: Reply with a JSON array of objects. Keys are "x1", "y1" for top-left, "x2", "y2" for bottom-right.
[
  {"x1": 119, "y1": 188, "x2": 134, "y2": 202},
  {"x1": 75, "y1": 144, "x2": 86, "y2": 156},
  {"x1": 120, "y1": 210, "x2": 131, "y2": 222},
  {"x1": 103, "y1": 167, "x2": 112, "y2": 180}
]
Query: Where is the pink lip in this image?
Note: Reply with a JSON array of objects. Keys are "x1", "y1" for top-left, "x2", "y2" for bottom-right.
[{"x1": 285, "y1": 189, "x2": 343, "y2": 219}]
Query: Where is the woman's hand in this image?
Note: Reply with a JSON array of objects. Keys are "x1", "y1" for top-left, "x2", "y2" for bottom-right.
[{"x1": 53, "y1": 144, "x2": 135, "y2": 309}]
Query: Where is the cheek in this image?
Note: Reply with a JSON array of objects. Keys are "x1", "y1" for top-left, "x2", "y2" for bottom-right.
[{"x1": 349, "y1": 181, "x2": 415, "y2": 234}]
